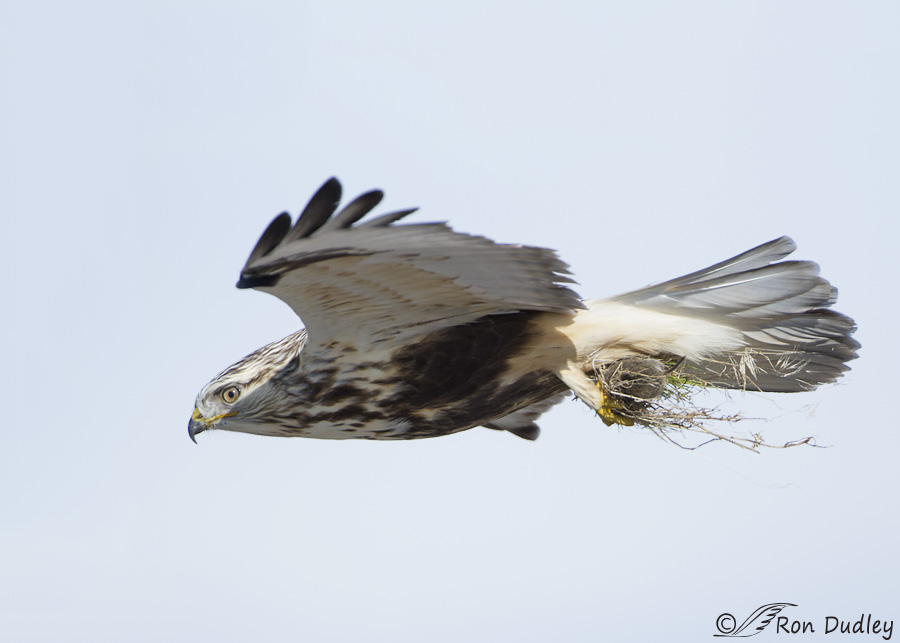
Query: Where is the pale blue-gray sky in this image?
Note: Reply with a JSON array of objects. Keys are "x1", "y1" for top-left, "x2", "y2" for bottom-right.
[{"x1": 1, "y1": 1, "x2": 897, "y2": 641}]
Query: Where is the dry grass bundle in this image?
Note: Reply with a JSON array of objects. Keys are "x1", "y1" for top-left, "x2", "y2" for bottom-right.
[{"x1": 588, "y1": 354, "x2": 821, "y2": 452}]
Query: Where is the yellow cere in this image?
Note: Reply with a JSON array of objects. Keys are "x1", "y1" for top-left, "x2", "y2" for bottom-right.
[{"x1": 192, "y1": 407, "x2": 237, "y2": 424}]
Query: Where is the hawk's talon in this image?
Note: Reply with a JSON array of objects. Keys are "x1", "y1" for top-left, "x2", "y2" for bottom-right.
[{"x1": 596, "y1": 381, "x2": 635, "y2": 427}]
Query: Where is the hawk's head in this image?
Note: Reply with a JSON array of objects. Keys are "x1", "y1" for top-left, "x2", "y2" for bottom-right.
[{"x1": 188, "y1": 330, "x2": 306, "y2": 442}]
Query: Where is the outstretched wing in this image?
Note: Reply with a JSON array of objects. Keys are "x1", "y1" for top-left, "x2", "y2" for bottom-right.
[{"x1": 237, "y1": 178, "x2": 582, "y2": 354}]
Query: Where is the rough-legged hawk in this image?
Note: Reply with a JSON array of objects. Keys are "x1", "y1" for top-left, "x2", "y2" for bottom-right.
[{"x1": 189, "y1": 179, "x2": 858, "y2": 444}]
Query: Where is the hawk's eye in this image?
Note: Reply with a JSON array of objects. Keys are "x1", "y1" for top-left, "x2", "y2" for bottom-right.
[{"x1": 222, "y1": 386, "x2": 241, "y2": 404}]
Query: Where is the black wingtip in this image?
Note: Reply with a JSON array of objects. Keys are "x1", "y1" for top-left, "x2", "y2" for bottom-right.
[
  {"x1": 245, "y1": 212, "x2": 292, "y2": 266},
  {"x1": 323, "y1": 189, "x2": 385, "y2": 231},
  {"x1": 315, "y1": 177, "x2": 343, "y2": 209},
  {"x1": 321, "y1": 176, "x2": 342, "y2": 192},
  {"x1": 237, "y1": 274, "x2": 281, "y2": 289},
  {"x1": 238, "y1": 178, "x2": 420, "y2": 290},
  {"x1": 285, "y1": 178, "x2": 344, "y2": 241}
]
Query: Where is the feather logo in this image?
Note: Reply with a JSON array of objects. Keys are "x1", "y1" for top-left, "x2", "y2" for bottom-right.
[{"x1": 715, "y1": 603, "x2": 798, "y2": 637}]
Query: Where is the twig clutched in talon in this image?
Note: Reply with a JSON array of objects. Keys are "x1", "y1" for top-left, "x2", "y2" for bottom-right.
[{"x1": 586, "y1": 354, "x2": 821, "y2": 452}]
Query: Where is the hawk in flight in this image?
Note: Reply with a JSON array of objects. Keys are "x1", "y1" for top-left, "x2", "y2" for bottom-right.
[{"x1": 189, "y1": 179, "x2": 858, "y2": 443}]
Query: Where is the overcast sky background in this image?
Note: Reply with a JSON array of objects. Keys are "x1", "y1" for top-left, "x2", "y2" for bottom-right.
[{"x1": 2, "y1": 1, "x2": 897, "y2": 641}]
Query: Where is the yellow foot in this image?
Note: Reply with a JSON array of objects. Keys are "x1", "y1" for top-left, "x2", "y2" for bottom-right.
[{"x1": 596, "y1": 383, "x2": 635, "y2": 427}]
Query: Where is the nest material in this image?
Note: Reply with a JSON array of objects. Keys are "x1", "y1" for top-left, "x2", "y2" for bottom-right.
[{"x1": 589, "y1": 355, "x2": 819, "y2": 452}]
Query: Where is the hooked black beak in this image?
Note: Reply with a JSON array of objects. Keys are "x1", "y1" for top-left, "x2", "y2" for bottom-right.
[
  {"x1": 188, "y1": 408, "x2": 237, "y2": 443},
  {"x1": 188, "y1": 408, "x2": 207, "y2": 444}
]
